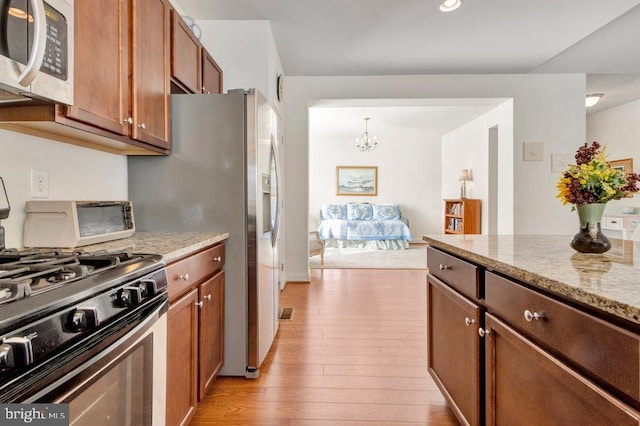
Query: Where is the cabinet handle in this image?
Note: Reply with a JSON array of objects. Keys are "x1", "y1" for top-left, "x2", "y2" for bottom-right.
[
  {"x1": 212, "y1": 256, "x2": 222, "y2": 262},
  {"x1": 204, "y1": 294, "x2": 212, "y2": 301},
  {"x1": 438, "y1": 264, "x2": 450, "y2": 271},
  {"x1": 524, "y1": 310, "x2": 543, "y2": 322},
  {"x1": 123, "y1": 117, "x2": 133, "y2": 124},
  {"x1": 195, "y1": 301, "x2": 204, "y2": 308},
  {"x1": 179, "y1": 273, "x2": 190, "y2": 281},
  {"x1": 478, "y1": 328, "x2": 490, "y2": 337},
  {"x1": 464, "y1": 317, "x2": 476, "y2": 326},
  {"x1": 138, "y1": 122, "x2": 146, "y2": 129}
]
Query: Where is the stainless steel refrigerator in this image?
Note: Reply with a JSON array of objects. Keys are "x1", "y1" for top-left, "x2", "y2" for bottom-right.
[{"x1": 128, "y1": 89, "x2": 281, "y2": 378}]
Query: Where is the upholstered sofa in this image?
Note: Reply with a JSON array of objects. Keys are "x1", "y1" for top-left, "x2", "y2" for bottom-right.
[{"x1": 317, "y1": 202, "x2": 412, "y2": 249}]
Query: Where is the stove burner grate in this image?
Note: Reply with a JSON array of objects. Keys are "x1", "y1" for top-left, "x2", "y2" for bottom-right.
[{"x1": 0, "y1": 249, "x2": 147, "y2": 304}]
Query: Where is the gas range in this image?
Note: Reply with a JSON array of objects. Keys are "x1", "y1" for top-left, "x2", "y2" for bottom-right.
[{"x1": 0, "y1": 247, "x2": 168, "y2": 403}]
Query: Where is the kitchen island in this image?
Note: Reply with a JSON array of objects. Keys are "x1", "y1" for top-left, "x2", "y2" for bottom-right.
[{"x1": 423, "y1": 234, "x2": 640, "y2": 426}]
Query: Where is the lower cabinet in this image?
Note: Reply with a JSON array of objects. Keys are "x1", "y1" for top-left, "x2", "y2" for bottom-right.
[
  {"x1": 427, "y1": 246, "x2": 640, "y2": 425},
  {"x1": 485, "y1": 313, "x2": 640, "y2": 426},
  {"x1": 427, "y1": 275, "x2": 481, "y2": 426},
  {"x1": 165, "y1": 243, "x2": 225, "y2": 426},
  {"x1": 198, "y1": 270, "x2": 225, "y2": 400},
  {"x1": 166, "y1": 288, "x2": 198, "y2": 426}
]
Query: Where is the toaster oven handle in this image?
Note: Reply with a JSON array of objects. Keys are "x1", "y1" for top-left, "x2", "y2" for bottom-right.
[{"x1": 17, "y1": 0, "x2": 47, "y2": 86}]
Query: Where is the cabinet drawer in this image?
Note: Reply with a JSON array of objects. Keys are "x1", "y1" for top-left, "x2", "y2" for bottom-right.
[
  {"x1": 167, "y1": 243, "x2": 225, "y2": 301},
  {"x1": 604, "y1": 216, "x2": 624, "y2": 230},
  {"x1": 485, "y1": 271, "x2": 640, "y2": 403},
  {"x1": 427, "y1": 246, "x2": 480, "y2": 299},
  {"x1": 624, "y1": 216, "x2": 640, "y2": 229}
]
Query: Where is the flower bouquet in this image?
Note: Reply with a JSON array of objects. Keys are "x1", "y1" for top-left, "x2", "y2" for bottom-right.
[{"x1": 557, "y1": 142, "x2": 640, "y2": 253}]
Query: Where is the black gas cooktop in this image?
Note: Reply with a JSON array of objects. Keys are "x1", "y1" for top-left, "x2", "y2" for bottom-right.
[{"x1": 0, "y1": 248, "x2": 151, "y2": 305}]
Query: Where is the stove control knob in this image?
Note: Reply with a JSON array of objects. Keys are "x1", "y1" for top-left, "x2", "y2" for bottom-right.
[
  {"x1": 0, "y1": 337, "x2": 34, "y2": 368},
  {"x1": 118, "y1": 287, "x2": 142, "y2": 307},
  {"x1": 140, "y1": 279, "x2": 158, "y2": 298},
  {"x1": 68, "y1": 308, "x2": 100, "y2": 332}
]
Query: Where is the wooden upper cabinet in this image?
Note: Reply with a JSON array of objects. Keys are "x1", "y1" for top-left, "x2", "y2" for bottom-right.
[
  {"x1": 169, "y1": 10, "x2": 223, "y2": 95},
  {"x1": 170, "y1": 10, "x2": 202, "y2": 94},
  {"x1": 65, "y1": 0, "x2": 130, "y2": 136},
  {"x1": 132, "y1": 0, "x2": 171, "y2": 150},
  {"x1": 202, "y1": 49, "x2": 223, "y2": 95}
]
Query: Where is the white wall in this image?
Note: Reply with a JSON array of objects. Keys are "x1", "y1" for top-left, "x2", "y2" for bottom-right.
[
  {"x1": 197, "y1": 20, "x2": 284, "y2": 101},
  {"x1": 308, "y1": 108, "x2": 442, "y2": 238},
  {"x1": 284, "y1": 74, "x2": 586, "y2": 282},
  {"x1": 442, "y1": 100, "x2": 514, "y2": 234},
  {"x1": 0, "y1": 129, "x2": 128, "y2": 248},
  {"x1": 587, "y1": 99, "x2": 640, "y2": 213}
]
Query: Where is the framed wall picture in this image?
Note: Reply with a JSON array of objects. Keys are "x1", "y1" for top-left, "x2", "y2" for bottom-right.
[
  {"x1": 336, "y1": 166, "x2": 378, "y2": 196},
  {"x1": 610, "y1": 158, "x2": 634, "y2": 198},
  {"x1": 609, "y1": 158, "x2": 633, "y2": 174}
]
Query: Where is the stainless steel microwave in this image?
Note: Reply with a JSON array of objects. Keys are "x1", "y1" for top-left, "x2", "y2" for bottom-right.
[
  {"x1": 23, "y1": 200, "x2": 135, "y2": 248},
  {"x1": 0, "y1": 0, "x2": 74, "y2": 105}
]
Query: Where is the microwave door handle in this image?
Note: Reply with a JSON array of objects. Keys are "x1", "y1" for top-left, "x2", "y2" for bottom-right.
[{"x1": 17, "y1": 0, "x2": 47, "y2": 86}]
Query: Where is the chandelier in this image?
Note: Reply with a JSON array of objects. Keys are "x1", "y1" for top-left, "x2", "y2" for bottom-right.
[{"x1": 356, "y1": 117, "x2": 378, "y2": 152}]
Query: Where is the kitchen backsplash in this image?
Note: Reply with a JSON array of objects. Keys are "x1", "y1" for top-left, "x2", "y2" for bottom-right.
[{"x1": 0, "y1": 128, "x2": 128, "y2": 248}]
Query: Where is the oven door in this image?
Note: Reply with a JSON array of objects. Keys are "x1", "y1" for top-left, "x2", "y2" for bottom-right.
[{"x1": 28, "y1": 301, "x2": 167, "y2": 426}]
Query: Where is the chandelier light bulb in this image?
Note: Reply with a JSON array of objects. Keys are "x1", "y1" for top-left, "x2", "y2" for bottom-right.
[{"x1": 356, "y1": 117, "x2": 378, "y2": 152}]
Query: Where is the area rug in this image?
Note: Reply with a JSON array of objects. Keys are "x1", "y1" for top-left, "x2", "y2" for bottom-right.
[{"x1": 310, "y1": 244, "x2": 427, "y2": 269}]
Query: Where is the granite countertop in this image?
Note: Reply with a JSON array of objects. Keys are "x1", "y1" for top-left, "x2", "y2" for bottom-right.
[
  {"x1": 423, "y1": 234, "x2": 640, "y2": 326},
  {"x1": 80, "y1": 231, "x2": 229, "y2": 263}
]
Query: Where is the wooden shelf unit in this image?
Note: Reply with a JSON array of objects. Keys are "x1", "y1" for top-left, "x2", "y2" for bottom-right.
[{"x1": 443, "y1": 198, "x2": 481, "y2": 234}]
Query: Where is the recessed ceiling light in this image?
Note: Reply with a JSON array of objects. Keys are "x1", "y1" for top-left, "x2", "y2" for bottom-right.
[
  {"x1": 440, "y1": 0, "x2": 462, "y2": 12},
  {"x1": 585, "y1": 93, "x2": 604, "y2": 108}
]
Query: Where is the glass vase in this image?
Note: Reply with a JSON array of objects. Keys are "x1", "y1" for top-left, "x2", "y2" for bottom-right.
[{"x1": 570, "y1": 203, "x2": 611, "y2": 254}]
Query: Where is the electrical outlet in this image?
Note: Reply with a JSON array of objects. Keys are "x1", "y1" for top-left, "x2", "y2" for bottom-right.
[{"x1": 31, "y1": 169, "x2": 49, "y2": 198}]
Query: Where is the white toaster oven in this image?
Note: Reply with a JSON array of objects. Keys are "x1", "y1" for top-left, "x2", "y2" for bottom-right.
[{"x1": 23, "y1": 200, "x2": 135, "y2": 248}]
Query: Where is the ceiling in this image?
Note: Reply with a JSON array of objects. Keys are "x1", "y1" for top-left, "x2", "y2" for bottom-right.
[{"x1": 174, "y1": 0, "x2": 640, "y2": 117}]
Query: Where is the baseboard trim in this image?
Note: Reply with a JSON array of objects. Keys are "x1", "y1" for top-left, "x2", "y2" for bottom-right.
[{"x1": 286, "y1": 273, "x2": 311, "y2": 283}]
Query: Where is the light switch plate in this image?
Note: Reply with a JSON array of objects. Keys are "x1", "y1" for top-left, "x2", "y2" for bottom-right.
[{"x1": 523, "y1": 141, "x2": 544, "y2": 161}]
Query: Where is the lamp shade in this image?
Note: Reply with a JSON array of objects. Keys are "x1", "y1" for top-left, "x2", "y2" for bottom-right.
[{"x1": 459, "y1": 169, "x2": 471, "y2": 182}]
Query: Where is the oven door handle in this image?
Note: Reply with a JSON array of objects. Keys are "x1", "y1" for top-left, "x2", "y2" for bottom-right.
[{"x1": 18, "y1": 0, "x2": 47, "y2": 86}]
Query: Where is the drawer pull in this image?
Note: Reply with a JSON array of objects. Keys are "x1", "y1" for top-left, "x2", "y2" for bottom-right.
[
  {"x1": 179, "y1": 273, "x2": 190, "y2": 281},
  {"x1": 204, "y1": 294, "x2": 212, "y2": 301},
  {"x1": 464, "y1": 317, "x2": 476, "y2": 326},
  {"x1": 212, "y1": 256, "x2": 222, "y2": 262},
  {"x1": 524, "y1": 310, "x2": 543, "y2": 322},
  {"x1": 438, "y1": 264, "x2": 450, "y2": 271},
  {"x1": 478, "y1": 328, "x2": 491, "y2": 337},
  {"x1": 195, "y1": 301, "x2": 204, "y2": 308}
]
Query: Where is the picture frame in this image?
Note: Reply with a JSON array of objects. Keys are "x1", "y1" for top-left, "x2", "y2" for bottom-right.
[
  {"x1": 610, "y1": 158, "x2": 634, "y2": 198},
  {"x1": 609, "y1": 158, "x2": 633, "y2": 174},
  {"x1": 336, "y1": 166, "x2": 378, "y2": 196}
]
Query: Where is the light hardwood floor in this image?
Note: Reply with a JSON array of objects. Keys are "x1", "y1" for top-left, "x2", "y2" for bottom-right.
[{"x1": 190, "y1": 268, "x2": 458, "y2": 425}]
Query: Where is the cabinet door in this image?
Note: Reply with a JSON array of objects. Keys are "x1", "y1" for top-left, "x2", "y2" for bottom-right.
[
  {"x1": 170, "y1": 10, "x2": 201, "y2": 94},
  {"x1": 201, "y1": 50, "x2": 222, "y2": 94},
  {"x1": 198, "y1": 270, "x2": 225, "y2": 400},
  {"x1": 485, "y1": 313, "x2": 640, "y2": 426},
  {"x1": 66, "y1": 0, "x2": 130, "y2": 135},
  {"x1": 167, "y1": 288, "x2": 198, "y2": 426},
  {"x1": 132, "y1": 0, "x2": 170, "y2": 149},
  {"x1": 427, "y1": 275, "x2": 481, "y2": 426}
]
